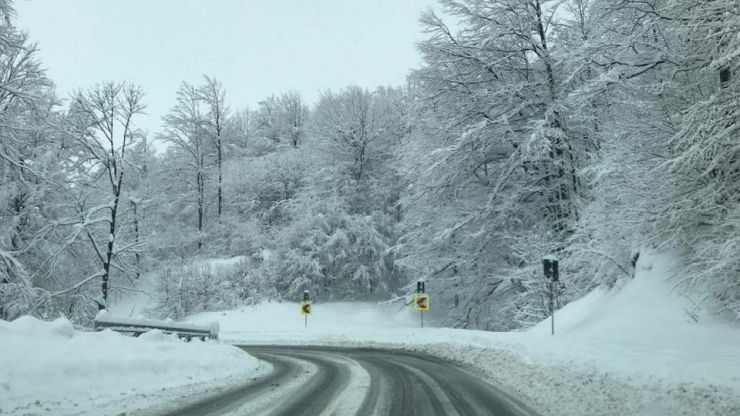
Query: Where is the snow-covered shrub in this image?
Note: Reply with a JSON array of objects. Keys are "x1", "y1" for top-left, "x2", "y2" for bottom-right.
[
  {"x1": 261, "y1": 195, "x2": 396, "y2": 302},
  {"x1": 150, "y1": 259, "x2": 248, "y2": 319}
]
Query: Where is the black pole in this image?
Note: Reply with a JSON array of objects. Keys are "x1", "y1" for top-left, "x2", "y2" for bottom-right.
[
  {"x1": 303, "y1": 290, "x2": 309, "y2": 328},
  {"x1": 550, "y1": 282, "x2": 555, "y2": 336}
]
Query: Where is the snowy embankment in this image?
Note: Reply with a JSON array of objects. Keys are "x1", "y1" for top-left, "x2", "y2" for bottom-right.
[
  {"x1": 0, "y1": 316, "x2": 267, "y2": 416},
  {"x1": 189, "y1": 253, "x2": 740, "y2": 416}
]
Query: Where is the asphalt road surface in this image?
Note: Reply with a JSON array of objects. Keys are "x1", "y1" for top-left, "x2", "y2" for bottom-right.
[{"x1": 161, "y1": 346, "x2": 540, "y2": 416}]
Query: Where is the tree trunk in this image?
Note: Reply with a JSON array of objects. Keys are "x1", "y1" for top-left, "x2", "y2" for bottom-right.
[
  {"x1": 720, "y1": 67, "x2": 731, "y2": 87},
  {"x1": 102, "y1": 181, "x2": 122, "y2": 304},
  {"x1": 217, "y1": 141, "x2": 222, "y2": 218},
  {"x1": 131, "y1": 200, "x2": 141, "y2": 279},
  {"x1": 534, "y1": 0, "x2": 578, "y2": 236},
  {"x1": 197, "y1": 169, "x2": 204, "y2": 250}
]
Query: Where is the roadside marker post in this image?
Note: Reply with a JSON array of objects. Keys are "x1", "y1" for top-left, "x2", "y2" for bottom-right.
[
  {"x1": 542, "y1": 256, "x2": 559, "y2": 336},
  {"x1": 414, "y1": 281, "x2": 430, "y2": 328},
  {"x1": 301, "y1": 290, "x2": 312, "y2": 327}
]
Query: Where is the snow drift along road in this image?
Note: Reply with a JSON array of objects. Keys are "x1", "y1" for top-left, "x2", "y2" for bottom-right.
[{"x1": 0, "y1": 316, "x2": 266, "y2": 416}]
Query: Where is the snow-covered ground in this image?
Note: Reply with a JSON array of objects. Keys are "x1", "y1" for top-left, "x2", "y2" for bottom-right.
[
  {"x1": 188, "y1": 253, "x2": 740, "y2": 416},
  {"x1": 0, "y1": 316, "x2": 267, "y2": 416}
]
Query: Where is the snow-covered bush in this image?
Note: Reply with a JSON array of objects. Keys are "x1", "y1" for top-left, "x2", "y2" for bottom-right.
[
  {"x1": 151, "y1": 259, "x2": 251, "y2": 319},
  {"x1": 258, "y1": 195, "x2": 397, "y2": 302}
]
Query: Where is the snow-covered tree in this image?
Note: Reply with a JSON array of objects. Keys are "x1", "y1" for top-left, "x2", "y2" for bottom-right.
[
  {"x1": 160, "y1": 82, "x2": 212, "y2": 250},
  {"x1": 199, "y1": 76, "x2": 228, "y2": 218},
  {"x1": 398, "y1": 0, "x2": 597, "y2": 329},
  {"x1": 66, "y1": 82, "x2": 146, "y2": 308},
  {"x1": 262, "y1": 195, "x2": 396, "y2": 301},
  {"x1": 254, "y1": 91, "x2": 308, "y2": 147}
]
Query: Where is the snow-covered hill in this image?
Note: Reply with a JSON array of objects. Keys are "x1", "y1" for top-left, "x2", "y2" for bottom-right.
[{"x1": 525, "y1": 253, "x2": 740, "y2": 386}]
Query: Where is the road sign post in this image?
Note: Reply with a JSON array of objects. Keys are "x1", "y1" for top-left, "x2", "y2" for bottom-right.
[
  {"x1": 301, "y1": 290, "x2": 312, "y2": 327},
  {"x1": 542, "y1": 256, "x2": 559, "y2": 336},
  {"x1": 414, "y1": 281, "x2": 430, "y2": 329}
]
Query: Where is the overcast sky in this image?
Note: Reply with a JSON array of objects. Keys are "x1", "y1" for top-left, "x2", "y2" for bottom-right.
[{"x1": 15, "y1": 0, "x2": 437, "y2": 135}]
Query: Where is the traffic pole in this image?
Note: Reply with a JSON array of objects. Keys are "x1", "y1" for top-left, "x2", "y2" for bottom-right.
[
  {"x1": 303, "y1": 290, "x2": 310, "y2": 328},
  {"x1": 550, "y1": 282, "x2": 555, "y2": 336},
  {"x1": 417, "y1": 280, "x2": 426, "y2": 329},
  {"x1": 543, "y1": 257, "x2": 559, "y2": 336}
]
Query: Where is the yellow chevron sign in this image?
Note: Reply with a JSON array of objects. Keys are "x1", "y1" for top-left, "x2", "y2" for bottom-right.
[
  {"x1": 300, "y1": 301, "x2": 312, "y2": 316},
  {"x1": 414, "y1": 294, "x2": 430, "y2": 311}
]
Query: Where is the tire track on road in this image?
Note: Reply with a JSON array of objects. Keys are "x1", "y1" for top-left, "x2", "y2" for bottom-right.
[{"x1": 157, "y1": 346, "x2": 540, "y2": 416}]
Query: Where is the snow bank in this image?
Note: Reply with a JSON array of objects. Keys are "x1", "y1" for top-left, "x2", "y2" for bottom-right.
[
  {"x1": 0, "y1": 316, "x2": 266, "y2": 416},
  {"x1": 188, "y1": 252, "x2": 740, "y2": 416},
  {"x1": 523, "y1": 252, "x2": 740, "y2": 388},
  {"x1": 188, "y1": 300, "x2": 419, "y2": 344},
  {"x1": 95, "y1": 309, "x2": 220, "y2": 338}
]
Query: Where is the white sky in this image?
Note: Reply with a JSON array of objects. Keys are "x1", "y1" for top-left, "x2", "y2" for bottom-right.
[{"x1": 14, "y1": 0, "x2": 437, "y2": 136}]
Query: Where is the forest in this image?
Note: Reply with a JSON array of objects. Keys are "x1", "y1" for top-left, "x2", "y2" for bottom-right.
[{"x1": 0, "y1": 0, "x2": 738, "y2": 330}]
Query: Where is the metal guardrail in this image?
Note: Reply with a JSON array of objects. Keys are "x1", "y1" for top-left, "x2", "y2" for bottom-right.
[{"x1": 93, "y1": 313, "x2": 219, "y2": 341}]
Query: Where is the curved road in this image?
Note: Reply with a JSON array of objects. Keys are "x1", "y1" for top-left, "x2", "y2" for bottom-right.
[{"x1": 161, "y1": 346, "x2": 539, "y2": 416}]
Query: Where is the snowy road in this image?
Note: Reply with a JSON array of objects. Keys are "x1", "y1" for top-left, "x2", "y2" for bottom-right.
[{"x1": 160, "y1": 346, "x2": 540, "y2": 416}]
